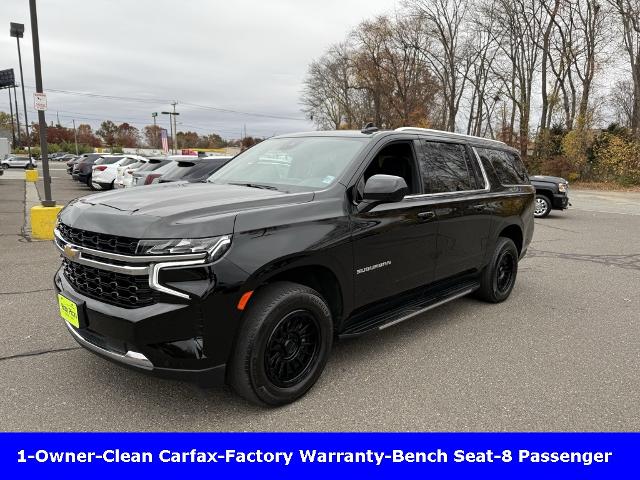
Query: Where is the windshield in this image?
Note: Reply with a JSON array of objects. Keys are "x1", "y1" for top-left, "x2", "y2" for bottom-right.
[{"x1": 207, "y1": 136, "x2": 367, "y2": 192}]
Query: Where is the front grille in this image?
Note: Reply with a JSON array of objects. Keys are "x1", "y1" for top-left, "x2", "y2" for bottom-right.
[
  {"x1": 62, "y1": 258, "x2": 156, "y2": 308},
  {"x1": 58, "y1": 223, "x2": 138, "y2": 255}
]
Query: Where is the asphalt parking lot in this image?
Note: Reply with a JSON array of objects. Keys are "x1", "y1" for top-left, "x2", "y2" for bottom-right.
[{"x1": 0, "y1": 164, "x2": 638, "y2": 431}]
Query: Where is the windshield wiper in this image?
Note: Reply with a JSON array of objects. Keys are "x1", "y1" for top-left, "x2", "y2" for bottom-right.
[{"x1": 228, "y1": 182, "x2": 279, "y2": 191}]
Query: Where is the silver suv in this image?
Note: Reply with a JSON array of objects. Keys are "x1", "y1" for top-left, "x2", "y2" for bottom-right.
[{"x1": 1, "y1": 156, "x2": 38, "y2": 169}]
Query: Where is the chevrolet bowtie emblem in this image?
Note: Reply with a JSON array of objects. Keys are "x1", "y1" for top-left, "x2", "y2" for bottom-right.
[{"x1": 63, "y1": 244, "x2": 80, "y2": 260}]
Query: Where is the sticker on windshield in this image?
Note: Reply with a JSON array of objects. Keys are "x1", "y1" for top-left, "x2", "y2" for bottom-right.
[{"x1": 322, "y1": 175, "x2": 335, "y2": 184}]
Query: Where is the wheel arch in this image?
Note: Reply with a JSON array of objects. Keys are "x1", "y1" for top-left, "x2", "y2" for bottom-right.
[
  {"x1": 535, "y1": 188, "x2": 554, "y2": 199},
  {"x1": 263, "y1": 264, "x2": 345, "y2": 329},
  {"x1": 498, "y1": 224, "x2": 523, "y2": 256}
]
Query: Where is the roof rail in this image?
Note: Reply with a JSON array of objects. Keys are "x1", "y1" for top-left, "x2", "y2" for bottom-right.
[{"x1": 395, "y1": 127, "x2": 507, "y2": 146}]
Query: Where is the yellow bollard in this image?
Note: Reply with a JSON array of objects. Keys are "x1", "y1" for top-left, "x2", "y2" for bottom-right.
[
  {"x1": 31, "y1": 205, "x2": 63, "y2": 240},
  {"x1": 25, "y1": 169, "x2": 39, "y2": 182}
]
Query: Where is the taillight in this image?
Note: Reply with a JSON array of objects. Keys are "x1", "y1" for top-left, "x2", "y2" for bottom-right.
[
  {"x1": 144, "y1": 173, "x2": 161, "y2": 185},
  {"x1": 94, "y1": 165, "x2": 108, "y2": 171}
]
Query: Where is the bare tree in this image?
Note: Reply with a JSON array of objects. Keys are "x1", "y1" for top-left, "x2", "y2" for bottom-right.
[
  {"x1": 466, "y1": 0, "x2": 501, "y2": 137},
  {"x1": 610, "y1": 78, "x2": 636, "y2": 126},
  {"x1": 607, "y1": 0, "x2": 640, "y2": 137},
  {"x1": 301, "y1": 44, "x2": 354, "y2": 129},
  {"x1": 411, "y1": 0, "x2": 472, "y2": 131},
  {"x1": 491, "y1": 0, "x2": 549, "y2": 159}
]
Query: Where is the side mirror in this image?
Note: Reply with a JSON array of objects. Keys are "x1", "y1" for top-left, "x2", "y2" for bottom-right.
[{"x1": 358, "y1": 174, "x2": 408, "y2": 213}]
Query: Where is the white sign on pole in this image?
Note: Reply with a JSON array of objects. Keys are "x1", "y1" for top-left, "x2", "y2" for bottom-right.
[{"x1": 34, "y1": 92, "x2": 47, "y2": 111}]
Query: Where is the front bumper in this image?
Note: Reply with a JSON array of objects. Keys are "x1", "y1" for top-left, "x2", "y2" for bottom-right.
[
  {"x1": 55, "y1": 269, "x2": 227, "y2": 385},
  {"x1": 552, "y1": 193, "x2": 570, "y2": 210}
]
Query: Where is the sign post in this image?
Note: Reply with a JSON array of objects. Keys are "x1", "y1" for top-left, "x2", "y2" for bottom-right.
[
  {"x1": 33, "y1": 92, "x2": 47, "y2": 111},
  {"x1": 27, "y1": 0, "x2": 63, "y2": 241}
]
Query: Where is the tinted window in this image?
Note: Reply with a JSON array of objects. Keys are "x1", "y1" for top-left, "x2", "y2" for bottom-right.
[
  {"x1": 136, "y1": 159, "x2": 170, "y2": 172},
  {"x1": 477, "y1": 148, "x2": 529, "y2": 185},
  {"x1": 420, "y1": 142, "x2": 477, "y2": 193},
  {"x1": 184, "y1": 159, "x2": 230, "y2": 181}
]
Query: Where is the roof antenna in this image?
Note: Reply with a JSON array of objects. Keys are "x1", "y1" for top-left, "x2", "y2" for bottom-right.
[{"x1": 361, "y1": 122, "x2": 379, "y2": 134}]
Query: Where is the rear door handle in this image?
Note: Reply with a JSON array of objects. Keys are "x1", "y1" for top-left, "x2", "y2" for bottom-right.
[
  {"x1": 417, "y1": 211, "x2": 436, "y2": 221},
  {"x1": 472, "y1": 204, "x2": 485, "y2": 211}
]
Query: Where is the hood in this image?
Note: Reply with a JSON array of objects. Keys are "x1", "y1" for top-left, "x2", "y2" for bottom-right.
[
  {"x1": 530, "y1": 175, "x2": 567, "y2": 184},
  {"x1": 59, "y1": 182, "x2": 314, "y2": 239}
]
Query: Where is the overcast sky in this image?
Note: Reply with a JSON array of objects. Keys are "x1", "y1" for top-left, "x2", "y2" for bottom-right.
[{"x1": 1, "y1": 0, "x2": 398, "y2": 139}]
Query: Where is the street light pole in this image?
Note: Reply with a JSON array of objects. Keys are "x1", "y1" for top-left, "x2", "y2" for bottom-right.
[
  {"x1": 10, "y1": 22, "x2": 33, "y2": 169},
  {"x1": 161, "y1": 111, "x2": 173, "y2": 154},
  {"x1": 172, "y1": 101, "x2": 178, "y2": 154},
  {"x1": 152, "y1": 112, "x2": 158, "y2": 149},
  {"x1": 72, "y1": 119, "x2": 79, "y2": 155},
  {"x1": 7, "y1": 87, "x2": 16, "y2": 149},
  {"x1": 161, "y1": 107, "x2": 180, "y2": 155},
  {"x1": 28, "y1": 0, "x2": 54, "y2": 207},
  {"x1": 13, "y1": 85, "x2": 21, "y2": 148}
]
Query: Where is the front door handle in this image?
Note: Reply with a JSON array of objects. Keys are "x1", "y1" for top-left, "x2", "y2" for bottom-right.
[
  {"x1": 472, "y1": 204, "x2": 485, "y2": 212},
  {"x1": 417, "y1": 211, "x2": 436, "y2": 221}
]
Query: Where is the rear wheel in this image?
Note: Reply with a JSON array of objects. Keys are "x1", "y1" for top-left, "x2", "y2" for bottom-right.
[
  {"x1": 228, "y1": 282, "x2": 333, "y2": 406},
  {"x1": 534, "y1": 194, "x2": 551, "y2": 218},
  {"x1": 476, "y1": 237, "x2": 518, "y2": 303}
]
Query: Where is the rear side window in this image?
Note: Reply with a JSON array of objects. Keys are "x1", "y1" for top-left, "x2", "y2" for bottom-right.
[
  {"x1": 477, "y1": 148, "x2": 529, "y2": 185},
  {"x1": 420, "y1": 142, "x2": 478, "y2": 193}
]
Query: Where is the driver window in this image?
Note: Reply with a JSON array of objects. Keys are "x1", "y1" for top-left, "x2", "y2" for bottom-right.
[{"x1": 357, "y1": 141, "x2": 418, "y2": 200}]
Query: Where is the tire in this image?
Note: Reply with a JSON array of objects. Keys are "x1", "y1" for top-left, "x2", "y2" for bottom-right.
[
  {"x1": 476, "y1": 237, "x2": 519, "y2": 303},
  {"x1": 534, "y1": 194, "x2": 551, "y2": 218},
  {"x1": 228, "y1": 281, "x2": 333, "y2": 406},
  {"x1": 1, "y1": 164, "x2": 8, "y2": 170}
]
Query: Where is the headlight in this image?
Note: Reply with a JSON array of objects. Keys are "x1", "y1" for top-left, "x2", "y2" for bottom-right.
[
  {"x1": 136, "y1": 235, "x2": 231, "y2": 261},
  {"x1": 558, "y1": 183, "x2": 568, "y2": 192}
]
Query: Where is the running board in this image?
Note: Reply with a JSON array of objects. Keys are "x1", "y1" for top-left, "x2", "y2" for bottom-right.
[{"x1": 339, "y1": 281, "x2": 479, "y2": 338}]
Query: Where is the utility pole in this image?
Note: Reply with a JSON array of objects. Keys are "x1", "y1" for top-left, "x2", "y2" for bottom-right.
[
  {"x1": 72, "y1": 119, "x2": 79, "y2": 155},
  {"x1": 151, "y1": 112, "x2": 158, "y2": 149},
  {"x1": 7, "y1": 87, "x2": 16, "y2": 149},
  {"x1": 161, "y1": 103, "x2": 180, "y2": 154},
  {"x1": 10, "y1": 22, "x2": 33, "y2": 168},
  {"x1": 172, "y1": 101, "x2": 178, "y2": 154},
  {"x1": 13, "y1": 85, "x2": 20, "y2": 148},
  {"x1": 28, "y1": 0, "x2": 55, "y2": 207}
]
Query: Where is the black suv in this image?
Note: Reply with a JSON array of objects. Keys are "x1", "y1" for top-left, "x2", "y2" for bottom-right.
[{"x1": 53, "y1": 127, "x2": 534, "y2": 406}]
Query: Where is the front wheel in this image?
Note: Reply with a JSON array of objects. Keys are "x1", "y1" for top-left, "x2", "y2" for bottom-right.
[
  {"x1": 1, "y1": 164, "x2": 8, "y2": 170},
  {"x1": 228, "y1": 282, "x2": 333, "y2": 406},
  {"x1": 476, "y1": 237, "x2": 519, "y2": 303},
  {"x1": 534, "y1": 194, "x2": 552, "y2": 218}
]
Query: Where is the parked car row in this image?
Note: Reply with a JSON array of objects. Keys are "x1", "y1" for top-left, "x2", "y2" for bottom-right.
[{"x1": 66, "y1": 153, "x2": 233, "y2": 191}]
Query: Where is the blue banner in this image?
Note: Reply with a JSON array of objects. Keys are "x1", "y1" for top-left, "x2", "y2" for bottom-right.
[{"x1": 0, "y1": 433, "x2": 637, "y2": 478}]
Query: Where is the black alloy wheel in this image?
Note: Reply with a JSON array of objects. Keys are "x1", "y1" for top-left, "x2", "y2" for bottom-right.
[
  {"x1": 495, "y1": 250, "x2": 516, "y2": 295},
  {"x1": 476, "y1": 237, "x2": 519, "y2": 303},
  {"x1": 228, "y1": 281, "x2": 333, "y2": 406},
  {"x1": 264, "y1": 310, "x2": 320, "y2": 388}
]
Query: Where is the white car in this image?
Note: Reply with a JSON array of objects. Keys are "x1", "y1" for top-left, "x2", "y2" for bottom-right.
[
  {"x1": 1, "y1": 156, "x2": 38, "y2": 169},
  {"x1": 114, "y1": 158, "x2": 149, "y2": 189},
  {"x1": 91, "y1": 155, "x2": 147, "y2": 190}
]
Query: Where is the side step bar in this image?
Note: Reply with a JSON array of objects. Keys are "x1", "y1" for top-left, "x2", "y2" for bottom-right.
[{"x1": 339, "y1": 281, "x2": 479, "y2": 338}]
